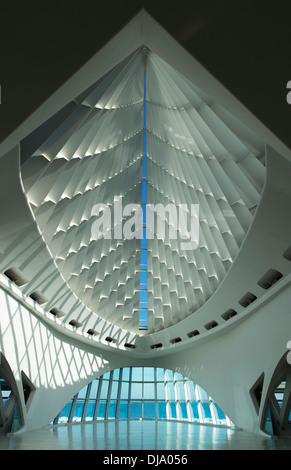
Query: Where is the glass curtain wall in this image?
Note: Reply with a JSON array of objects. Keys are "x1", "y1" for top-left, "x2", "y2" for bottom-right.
[{"x1": 53, "y1": 367, "x2": 232, "y2": 427}]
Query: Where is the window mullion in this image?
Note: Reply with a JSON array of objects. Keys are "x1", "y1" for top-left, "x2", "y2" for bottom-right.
[{"x1": 94, "y1": 376, "x2": 103, "y2": 421}]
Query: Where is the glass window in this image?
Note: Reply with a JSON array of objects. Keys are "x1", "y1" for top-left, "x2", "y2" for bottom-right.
[
  {"x1": 113, "y1": 369, "x2": 120, "y2": 380},
  {"x1": 143, "y1": 382, "x2": 155, "y2": 399},
  {"x1": 111, "y1": 381, "x2": 119, "y2": 400},
  {"x1": 140, "y1": 271, "x2": 147, "y2": 286},
  {"x1": 214, "y1": 403, "x2": 225, "y2": 420},
  {"x1": 58, "y1": 400, "x2": 73, "y2": 423},
  {"x1": 143, "y1": 367, "x2": 155, "y2": 381},
  {"x1": 156, "y1": 382, "x2": 165, "y2": 400},
  {"x1": 191, "y1": 402, "x2": 199, "y2": 420},
  {"x1": 175, "y1": 372, "x2": 184, "y2": 381},
  {"x1": 158, "y1": 401, "x2": 167, "y2": 419},
  {"x1": 186, "y1": 381, "x2": 196, "y2": 400},
  {"x1": 73, "y1": 401, "x2": 85, "y2": 421},
  {"x1": 140, "y1": 291, "x2": 148, "y2": 308},
  {"x1": 131, "y1": 382, "x2": 143, "y2": 399},
  {"x1": 119, "y1": 400, "x2": 128, "y2": 419},
  {"x1": 53, "y1": 367, "x2": 231, "y2": 428},
  {"x1": 86, "y1": 401, "x2": 96, "y2": 420},
  {"x1": 144, "y1": 401, "x2": 155, "y2": 418},
  {"x1": 131, "y1": 367, "x2": 143, "y2": 382},
  {"x1": 141, "y1": 251, "x2": 147, "y2": 267},
  {"x1": 169, "y1": 402, "x2": 177, "y2": 419},
  {"x1": 108, "y1": 400, "x2": 117, "y2": 419},
  {"x1": 166, "y1": 370, "x2": 174, "y2": 381},
  {"x1": 120, "y1": 381, "x2": 129, "y2": 400},
  {"x1": 97, "y1": 400, "x2": 106, "y2": 419},
  {"x1": 180, "y1": 402, "x2": 188, "y2": 419},
  {"x1": 176, "y1": 381, "x2": 185, "y2": 400},
  {"x1": 89, "y1": 380, "x2": 99, "y2": 399},
  {"x1": 166, "y1": 381, "x2": 175, "y2": 400},
  {"x1": 122, "y1": 368, "x2": 130, "y2": 381},
  {"x1": 201, "y1": 402, "x2": 211, "y2": 420},
  {"x1": 156, "y1": 368, "x2": 164, "y2": 382},
  {"x1": 78, "y1": 385, "x2": 88, "y2": 399},
  {"x1": 197, "y1": 386, "x2": 208, "y2": 401},
  {"x1": 142, "y1": 181, "x2": 147, "y2": 203},
  {"x1": 100, "y1": 380, "x2": 109, "y2": 399},
  {"x1": 130, "y1": 401, "x2": 142, "y2": 418}
]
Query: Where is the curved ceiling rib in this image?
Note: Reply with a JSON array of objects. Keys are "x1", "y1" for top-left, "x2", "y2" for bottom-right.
[{"x1": 20, "y1": 45, "x2": 266, "y2": 334}]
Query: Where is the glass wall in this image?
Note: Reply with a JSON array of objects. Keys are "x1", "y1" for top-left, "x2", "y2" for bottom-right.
[{"x1": 53, "y1": 367, "x2": 232, "y2": 427}]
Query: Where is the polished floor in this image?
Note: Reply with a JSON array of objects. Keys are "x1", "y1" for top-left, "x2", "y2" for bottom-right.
[{"x1": 0, "y1": 419, "x2": 291, "y2": 451}]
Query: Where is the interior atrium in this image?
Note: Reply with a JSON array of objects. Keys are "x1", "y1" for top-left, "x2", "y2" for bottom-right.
[{"x1": 0, "y1": 4, "x2": 291, "y2": 452}]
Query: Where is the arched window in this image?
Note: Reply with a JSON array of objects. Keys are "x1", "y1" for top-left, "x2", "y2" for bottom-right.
[{"x1": 53, "y1": 367, "x2": 232, "y2": 427}]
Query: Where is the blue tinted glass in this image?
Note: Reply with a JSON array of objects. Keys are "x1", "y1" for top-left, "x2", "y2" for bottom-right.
[
  {"x1": 54, "y1": 367, "x2": 229, "y2": 427},
  {"x1": 100, "y1": 380, "x2": 109, "y2": 399},
  {"x1": 198, "y1": 386, "x2": 208, "y2": 400},
  {"x1": 130, "y1": 401, "x2": 142, "y2": 418},
  {"x1": 180, "y1": 402, "x2": 188, "y2": 419},
  {"x1": 73, "y1": 401, "x2": 84, "y2": 420},
  {"x1": 176, "y1": 381, "x2": 185, "y2": 400},
  {"x1": 175, "y1": 373, "x2": 184, "y2": 381},
  {"x1": 202, "y1": 402, "x2": 211, "y2": 419},
  {"x1": 141, "y1": 251, "x2": 147, "y2": 266},
  {"x1": 167, "y1": 382, "x2": 175, "y2": 400},
  {"x1": 166, "y1": 370, "x2": 174, "y2": 381},
  {"x1": 142, "y1": 227, "x2": 147, "y2": 241},
  {"x1": 108, "y1": 401, "x2": 117, "y2": 418},
  {"x1": 169, "y1": 402, "x2": 177, "y2": 419},
  {"x1": 119, "y1": 401, "x2": 128, "y2": 419},
  {"x1": 122, "y1": 368, "x2": 130, "y2": 381},
  {"x1": 142, "y1": 156, "x2": 147, "y2": 176},
  {"x1": 158, "y1": 402, "x2": 167, "y2": 419},
  {"x1": 131, "y1": 382, "x2": 143, "y2": 399},
  {"x1": 142, "y1": 181, "x2": 147, "y2": 203},
  {"x1": 191, "y1": 402, "x2": 199, "y2": 420},
  {"x1": 186, "y1": 381, "x2": 195, "y2": 400},
  {"x1": 143, "y1": 382, "x2": 155, "y2": 399},
  {"x1": 86, "y1": 401, "x2": 96, "y2": 420},
  {"x1": 89, "y1": 380, "x2": 99, "y2": 399},
  {"x1": 140, "y1": 291, "x2": 148, "y2": 303},
  {"x1": 139, "y1": 310, "x2": 148, "y2": 324},
  {"x1": 59, "y1": 401, "x2": 73, "y2": 421},
  {"x1": 144, "y1": 401, "x2": 155, "y2": 418},
  {"x1": 120, "y1": 381, "x2": 129, "y2": 399},
  {"x1": 214, "y1": 403, "x2": 225, "y2": 420},
  {"x1": 143, "y1": 367, "x2": 155, "y2": 381},
  {"x1": 156, "y1": 368, "x2": 165, "y2": 382},
  {"x1": 97, "y1": 401, "x2": 106, "y2": 419},
  {"x1": 142, "y1": 205, "x2": 146, "y2": 223},
  {"x1": 111, "y1": 381, "x2": 119, "y2": 399},
  {"x1": 131, "y1": 367, "x2": 143, "y2": 381},
  {"x1": 140, "y1": 271, "x2": 147, "y2": 285},
  {"x1": 113, "y1": 369, "x2": 120, "y2": 380},
  {"x1": 78, "y1": 385, "x2": 88, "y2": 399},
  {"x1": 157, "y1": 382, "x2": 165, "y2": 400}
]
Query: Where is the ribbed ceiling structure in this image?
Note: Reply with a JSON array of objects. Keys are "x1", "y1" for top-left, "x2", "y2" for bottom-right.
[{"x1": 20, "y1": 42, "x2": 265, "y2": 334}]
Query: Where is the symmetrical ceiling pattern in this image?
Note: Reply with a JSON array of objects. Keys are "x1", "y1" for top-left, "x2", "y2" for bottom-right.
[{"x1": 20, "y1": 46, "x2": 266, "y2": 333}]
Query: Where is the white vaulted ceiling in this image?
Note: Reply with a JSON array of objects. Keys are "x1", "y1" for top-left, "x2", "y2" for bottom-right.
[{"x1": 19, "y1": 38, "x2": 265, "y2": 334}]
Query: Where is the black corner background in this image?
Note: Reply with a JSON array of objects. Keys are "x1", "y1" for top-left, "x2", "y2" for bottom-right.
[{"x1": 1, "y1": 0, "x2": 291, "y2": 148}]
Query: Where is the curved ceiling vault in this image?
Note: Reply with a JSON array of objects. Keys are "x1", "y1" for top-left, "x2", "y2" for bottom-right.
[{"x1": 19, "y1": 12, "x2": 266, "y2": 337}]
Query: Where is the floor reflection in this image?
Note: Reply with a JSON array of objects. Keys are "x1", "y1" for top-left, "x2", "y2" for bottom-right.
[{"x1": 1, "y1": 419, "x2": 291, "y2": 450}]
